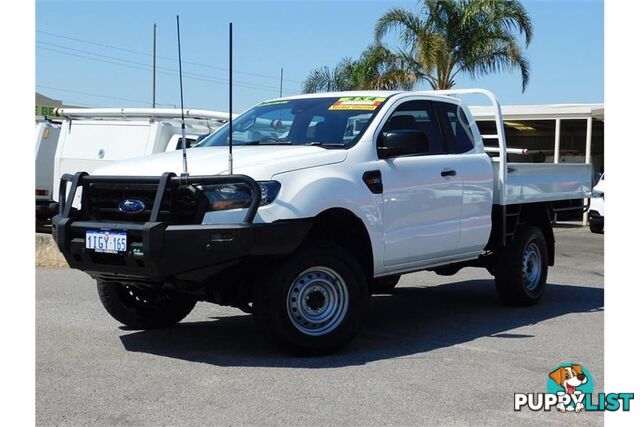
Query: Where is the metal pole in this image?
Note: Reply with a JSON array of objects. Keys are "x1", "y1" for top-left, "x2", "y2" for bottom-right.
[
  {"x1": 228, "y1": 22, "x2": 233, "y2": 175},
  {"x1": 553, "y1": 118, "x2": 561, "y2": 163},
  {"x1": 585, "y1": 116, "x2": 593, "y2": 165},
  {"x1": 583, "y1": 116, "x2": 593, "y2": 225},
  {"x1": 551, "y1": 118, "x2": 562, "y2": 223},
  {"x1": 280, "y1": 67, "x2": 283, "y2": 98},
  {"x1": 176, "y1": 16, "x2": 188, "y2": 175},
  {"x1": 152, "y1": 23, "x2": 157, "y2": 108}
]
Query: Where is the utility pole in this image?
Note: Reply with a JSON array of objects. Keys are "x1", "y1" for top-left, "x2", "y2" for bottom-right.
[
  {"x1": 152, "y1": 23, "x2": 157, "y2": 108},
  {"x1": 279, "y1": 67, "x2": 283, "y2": 98}
]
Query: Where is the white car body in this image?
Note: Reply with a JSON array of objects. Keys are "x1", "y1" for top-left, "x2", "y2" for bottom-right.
[
  {"x1": 588, "y1": 173, "x2": 604, "y2": 232},
  {"x1": 590, "y1": 175, "x2": 604, "y2": 216},
  {"x1": 52, "y1": 88, "x2": 596, "y2": 353},
  {"x1": 91, "y1": 90, "x2": 592, "y2": 277},
  {"x1": 35, "y1": 119, "x2": 62, "y2": 205}
]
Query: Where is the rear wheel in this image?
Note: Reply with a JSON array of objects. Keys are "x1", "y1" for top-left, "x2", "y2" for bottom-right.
[
  {"x1": 494, "y1": 225, "x2": 548, "y2": 306},
  {"x1": 97, "y1": 281, "x2": 197, "y2": 329},
  {"x1": 253, "y1": 242, "x2": 368, "y2": 355}
]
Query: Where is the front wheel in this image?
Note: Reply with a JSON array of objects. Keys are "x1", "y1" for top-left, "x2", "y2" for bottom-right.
[
  {"x1": 253, "y1": 242, "x2": 368, "y2": 355},
  {"x1": 494, "y1": 225, "x2": 548, "y2": 306},
  {"x1": 97, "y1": 281, "x2": 197, "y2": 329}
]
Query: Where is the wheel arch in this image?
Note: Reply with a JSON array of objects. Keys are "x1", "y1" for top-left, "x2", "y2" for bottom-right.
[
  {"x1": 488, "y1": 202, "x2": 555, "y2": 266},
  {"x1": 518, "y1": 203, "x2": 555, "y2": 266},
  {"x1": 304, "y1": 208, "x2": 376, "y2": 289}
]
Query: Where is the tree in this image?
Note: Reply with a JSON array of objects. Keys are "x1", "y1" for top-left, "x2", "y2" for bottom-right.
[
  {"x1": 302, "y1": 58, "x2": 357, "y2": 93},
  {"x1": 352, "y1": 44, "x2": 417, "y2": 91},
  {"x1": 374, "y1": 0, "x2": 533, "y2": 92},
  {"x1": 302, "y1": 45, "x2": 415, "y2": 93}
]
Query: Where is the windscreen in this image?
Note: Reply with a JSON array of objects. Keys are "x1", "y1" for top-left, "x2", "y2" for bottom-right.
[{"x1": 197, "y1": 96, "x2": 389, "y2": 148}]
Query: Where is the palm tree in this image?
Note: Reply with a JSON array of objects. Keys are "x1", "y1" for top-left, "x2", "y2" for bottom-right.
[
  {"x1": 302, "y1": 58, "x2": 358, "y2": 93},
  {"x1": 302, "y1": 45, "x2": 415, "y2": 93},
  {"x1": 374, "y1": 0, "x2": 533, "y2": 92},
  {"x1": 352, "y1": 44, "x2": 417, "y2": 90}
]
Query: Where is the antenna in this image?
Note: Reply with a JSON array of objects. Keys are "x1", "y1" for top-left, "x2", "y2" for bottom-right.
[
  {"x1": 152, "y1": 23, "x2": 156, "y2": 108},
  {"x1": 176, "y1": 15, "x2": 188, "y2": 176},
  {"x1": 228, "y1": 22, "x2": 234, "y2": 174}
]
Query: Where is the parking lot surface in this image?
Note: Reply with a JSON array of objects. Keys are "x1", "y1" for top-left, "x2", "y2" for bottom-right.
[{"x1": 36, "y1": 226, "x2": 603, "y2": 425}]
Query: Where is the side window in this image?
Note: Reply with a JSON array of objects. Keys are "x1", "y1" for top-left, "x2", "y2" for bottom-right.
[
  {"x1": 435, "y1": 102, "x2": 475, "y2": 153},
  {"x1": 381, "y1": 100, "x2": 444, "y2": 155},
  {"x1": 306, "y1": 115, "x2": 326, "y2": 139}
]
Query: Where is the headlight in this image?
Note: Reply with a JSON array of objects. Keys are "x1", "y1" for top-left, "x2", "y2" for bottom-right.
[
  {"x1": 198, "y1": 181, "x2": 281, "y2": 211},
  {"x1": 591, "y1": 190, "x2": 604, "y2": 199}
]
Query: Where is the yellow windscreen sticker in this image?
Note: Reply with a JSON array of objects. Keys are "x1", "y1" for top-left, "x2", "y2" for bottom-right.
[{"x1": 329, "y1": 96, "x2": 387, "y2": 111}]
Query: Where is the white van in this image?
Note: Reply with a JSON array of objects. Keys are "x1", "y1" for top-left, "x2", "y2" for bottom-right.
[
  {"x1": 51, "y1": 108, "x2": 232, "y2": 210},
  {"x1": 35, "y1": 118, "x2": 62, "y2": 219}
]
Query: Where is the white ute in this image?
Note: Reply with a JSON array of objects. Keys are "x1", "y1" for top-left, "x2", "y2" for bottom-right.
[{"x1": 52, "y1": 89, "x2": 592, "y2": 354}]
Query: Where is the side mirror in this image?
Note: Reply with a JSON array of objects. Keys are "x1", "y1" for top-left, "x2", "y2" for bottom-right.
[{"x1": 377, "y1": 130, "x2": 430, "y2": 158}]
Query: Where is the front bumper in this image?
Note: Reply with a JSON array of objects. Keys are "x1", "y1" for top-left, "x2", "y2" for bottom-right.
[
  {"x1": 53, "y1": 216, "x2": 312, "y2": 282},
  {"x1": 52, "y1": 171, "x2": 312, "y2": 283}
]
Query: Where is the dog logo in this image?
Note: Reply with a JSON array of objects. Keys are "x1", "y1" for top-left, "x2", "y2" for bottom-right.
[
  {"x1": 515, "y1": 363, "x2": 633, "y2": 412},
  {"x1": 547, "y1": 364, "x2": 593, "y2": 412}
]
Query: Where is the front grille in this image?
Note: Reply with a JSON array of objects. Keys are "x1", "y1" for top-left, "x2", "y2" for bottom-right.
[
  {"x1": 58, "y1": 172, "x2": 259, "y2": 226},
  {"x1": 82, "y1": 182, "x2": 207, "y2": 224}
]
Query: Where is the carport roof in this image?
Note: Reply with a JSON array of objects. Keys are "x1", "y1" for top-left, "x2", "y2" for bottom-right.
[{"x1": 470, "y1": 103, "x2": 604, "y2": 121}]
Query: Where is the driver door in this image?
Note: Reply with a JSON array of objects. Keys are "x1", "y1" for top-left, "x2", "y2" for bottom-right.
[{"x1": 377, "y1": 100, "x2": 463, "y2": 267}]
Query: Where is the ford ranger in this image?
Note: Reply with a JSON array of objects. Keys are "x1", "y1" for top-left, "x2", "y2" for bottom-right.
[{"x1": 52, "y1": 89, "x2": 592, "y2": 354}]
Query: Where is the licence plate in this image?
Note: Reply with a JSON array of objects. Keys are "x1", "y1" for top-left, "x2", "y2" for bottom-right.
[{"x1": 85, "y1": 230, "x2": 127, "y2": 254}]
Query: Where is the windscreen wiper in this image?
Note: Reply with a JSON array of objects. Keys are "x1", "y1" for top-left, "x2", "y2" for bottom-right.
[
  {"x1": 241, "y1": 140, "x2": 293, "y2": 145},
  {"x1": 306, "y1": 141, "x2": 346, "y2": 148}
]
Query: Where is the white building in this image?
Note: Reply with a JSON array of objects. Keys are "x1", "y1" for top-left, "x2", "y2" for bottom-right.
[
  {"x1": 471, "y1": 103, "x2": 604, "y2": 223},
  {"x1": 470, "y1": 103, "x2": 604, "y2": 177}
]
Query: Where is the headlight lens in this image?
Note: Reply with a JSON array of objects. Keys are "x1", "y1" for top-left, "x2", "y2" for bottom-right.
[
  {"x1": 591, "y1": 190, "x2": 604, "y2": 199},
  {"x1": 198, "y1": 181, "x2": 281, "y2": 211}
]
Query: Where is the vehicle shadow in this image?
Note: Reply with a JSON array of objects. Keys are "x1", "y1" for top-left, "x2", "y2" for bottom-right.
[{"x1": 119, "y1": 280, "x2": 603, "y2": 368}]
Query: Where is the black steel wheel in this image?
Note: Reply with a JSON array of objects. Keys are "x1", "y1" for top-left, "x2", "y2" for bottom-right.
[
  {"x1": 97, "y1": 281, "x2": 196, "y2": 329},
  {"x1": 253, "y1": 242, "x2": 368, "y2": 355},
  {"x1": 494, "y1": 225, "x2": 548, "y2": 306}
]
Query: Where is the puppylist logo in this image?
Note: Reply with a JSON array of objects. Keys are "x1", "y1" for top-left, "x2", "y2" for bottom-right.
[{"x1": 514, "y1": 363, "x2": 634, "y2": 413}]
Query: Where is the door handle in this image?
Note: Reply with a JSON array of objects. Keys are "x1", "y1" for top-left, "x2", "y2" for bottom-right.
[{"x1": 441, "y1": 169, "x2": 457, "y2": 177}]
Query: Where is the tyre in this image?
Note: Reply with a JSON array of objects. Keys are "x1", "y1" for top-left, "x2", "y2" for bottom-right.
[
  {"x1": 253, "y1": 242, "x2": 368, "y2": 355},
  {"x1": 97, "y1": 280, "x2": 197, "y2": 329},
  {"x1": 494, "y1": 225, "x2": 548, "y2": 306},
  {"x1": 372, "y1": 275, "x2": 401, "y2": 293},
  {"x1": 589, "y1": 221, "x2": 604, "y2": 234}
]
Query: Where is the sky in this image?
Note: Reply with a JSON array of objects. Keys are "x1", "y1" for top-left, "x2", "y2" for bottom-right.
[{"x1": 36, "y1": 0, "x2": 604, "y2": 112}]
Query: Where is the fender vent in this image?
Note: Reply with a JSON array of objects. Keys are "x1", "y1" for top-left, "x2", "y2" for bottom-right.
[{"x1": 362, "y1": 170, "x2": 383, "y2": 194}]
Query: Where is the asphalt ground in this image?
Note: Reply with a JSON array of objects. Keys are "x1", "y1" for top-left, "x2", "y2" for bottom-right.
[{"x1": 36, "y1": 226, "x2": 603, "y2": 426}]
